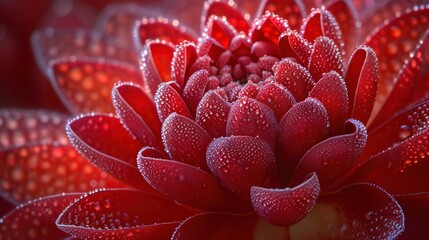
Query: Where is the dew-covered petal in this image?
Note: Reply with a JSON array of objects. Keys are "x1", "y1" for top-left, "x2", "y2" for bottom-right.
[
  {"x1": 202, "y1": 0, "x2": 250, "y2": 33},
  {"x1": 66, "y1": 114, "x2": 151, "y2": 190},
  {"x1": 171, "y1": 41, "x2": 198, "y2": 88},
  {"x1": 290, "y1": 183, "x2": 404, "y2": 239},
  {"x1": 309, "y1": 71, "x2": 348, "y2": 134},
  {"x1": 371, "y1": 31, "x2": 429, "y2": 127},
  {"x1": 278, "y1": 98, "x2": 330, "y2": 175},
  {"x1": 301, "y1": 8, "x2": 343, "y2": 53},
  {"x1": 206, "y1": 136, "x2": 279, "y2": 202},
  {"x1": 308, "y1": 36, "x2": 343, "y2": 81},
  {"x1": 0, "y1": 193, "x2": 81, "y2": 239},
  {"x1": 278, "y1": 30, "x2": 312, "y2": 66},
  {"x1": 251, "y1": 12, "x2": 290, "y2": 44},
  {"x1": 50, "y1": 58, "x2": 143, "y2": 114},
  {"x1": 112, "y1": 82, "x2": 161, "y2": 148},
  {"x1": 140, "y1": 40, "x2": 175, "y2": 95},
  {"x1": 365, "y1": 6, "x2": 429, "y2": 115},
  {"x1": 136, "y1": 17, "x2": 196, "y2": 48},
  {"x1": 204, "y1": 15, "x2": 237, "y2": 49},
  {"x1": 0, "y1": 144, "x2": 124, "y2": 204},
  {"x1": 349, "y1": 127, "x2": 429, "y2": 195},
  {"x1": 154, "y1": 83, "x2": 192, "y2": 122},
  {"x1": 251, "y1": 173, "x2": 320, "y2": 226},
  {"x1": 345, "y1": 46, "x2": 378, "y2": 125},
  {"x1": 326, "y1": 0, "x2": 360, "y2": 58},
  {"x1": 172, "y1": 212, "x2": 257, "y2": 240},
  {"x1": 56, "y1": 189, "x2": 196, "y2": 240},
  {"x1": 256, "y1": 0, "x2": 306, "y2": 30},
  {"x1": 32, "y1": 29, "x2": 139, "y2": 74},
  {"x1": 362, "y1": 101, "x2": 429, "y2": 162},
  {"x1": 0, "y1": 110, "x2": 69, "y2": 149},
  {"x1": 291, "y1": 119, "x2": 367, "y2": 189},
  {"x1": 195, "y1": 90, "x2": 231, "y2": 138},
  {"x1": 182, "y1": 70, "x2": 209, "y2": 115},
  {"x1": 358, "y1": 0, "x2": 428, "y2": 37},
  {"x1": 256, "y1": 82, "x2": 296, "y2": 121},
  {"x1": 137, "y1": 152, "x2": 229, "y2": 211},
  {"x1": 273, "y1": 58, "x2": 315, "y2": 101},
  {"x1": 226, "y1": 97, "x2": 278, "y2": 148},
  {"x1": 162, "y1": 113, "x2": 212, "y2": 170}
]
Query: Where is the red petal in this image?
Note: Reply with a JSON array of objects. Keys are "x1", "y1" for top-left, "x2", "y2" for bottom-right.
[
  {"x1": 251, "y1": 172, "x2": 320, "y2": 226},
  {"x1": 397, "y1": 192, "x2": 429, "y2": 212},
  {"x1": 238, "y1": 82, "x2": 260, "y2": 99},
  {"x1": 326, "y1": 0, "x2": 360, "y2": 58},
  {"x1": 0, "y1": 144, "x2": 124, "y2": 203},
  {"x1": 256, "y1": 82, "x2": 296, "y2": 121},
  {"x1": 56, "y1": 189, "x2": 196, "y2": 240},
  {"x1": 0, "y1": 110, "x2": 68, "y2": 149},
  {"x1": 137, "y1": 153, "x2": 229, "y2": 211},
  {"x1": 371, "y1": 31, "x2": 429, "y2": 127},
  {"x1": 32, "y1": 29, "x2": 138, "y2": 75},
  {"x1": 361, "y1": 101, "x2": 429, "y2": 162},
  {"x1": 364, "y1": 6, "x2": 429, "y2": 113},
  {"x1": 140, "y1": 40, "x2": 175, "y2": 95},
  {"x1": 136, "y1": 17, "x2": 196, "y2": 47},
  {"x1": 278, "y1": 98, "x2": 329, "y2": 176},
  {"x1": 309, "y1": 71, "x2": 349, "y2": 134},
  {"x1": 202, "y1": 0, "x2": 250, "y2": 33},
  {"x1": 66, "y1": 114, "x2": 151, "y2": 190},
  {"x1": 278, "y1": 30, "x2": 312, "y2": 66},
  {"x1": 172, "y1": 213, "x2": 257, "y2": 240},
  {"x1": 195, "y1": 90, "x2": 231, "y2": 138},
  {"x1": 257, "y1": 0, "x2": 306, "y2": 30},
  {"x1": 171, "y1": 41, "x2": 198, "y2": 88},
  {"x1": 206, "y1": 136, "x2": 279, "y2": 202},
  {"x1": 226, "y1": 97, "x2": 278, "y2": 148},
  {"x1": 345, "y1": 46, "x2": 378, "y2": 124},
  {"x1": 273, "y1": 58, "x2": 315, "y2": 101},
  {"x1": 204, "y1": 16, "x2": 237, "y2": 49},
  {"x1": 112, "y1": 82, "x2": 161, "y2": 148},
  {"x1": 50, "y1": 58, "x2": 143, "y2": 114},
  {"x1": 182, "y1": 70, "x2": 209, "y2": 115},
  {"x1": 349, "y1": 127, "x2": 429, "y2": 195},
  {"x1": 251, "y1": 12, "x2": 290, "y2": 44},
  {"x1": 154, "y1": 83, "x2": 192, "y2": 122},
  {"x1": 291, "y1": 119, "x2": 367, "y2": 189},
  {"x1": 290, "y1": 183, "x2": 404, "y2": 239},
  {"x1": 0, "y1": 193, "x2": 81, "y2": 239},
  {"x1": 96, "y1": 4, "x2": 158, "y2": 46},
  {"x1": 308, "y1": 36, "x2": 343, "y2": 80},
  {"x1": 301, "y1": 8, "x2": 343, "y2": 53},
  {"x1": 162, "y1": 113, "x2": 212, "y2": 170}
]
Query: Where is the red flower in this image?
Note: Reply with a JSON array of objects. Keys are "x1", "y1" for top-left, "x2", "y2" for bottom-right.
[{"x1": 1, "y1": 0, "x2": 429, "y2": 239}]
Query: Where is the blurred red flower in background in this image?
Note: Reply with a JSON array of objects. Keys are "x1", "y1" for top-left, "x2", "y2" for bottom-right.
[{"x1": 1, "y1": 0, "x2": 429, "y2": 239}]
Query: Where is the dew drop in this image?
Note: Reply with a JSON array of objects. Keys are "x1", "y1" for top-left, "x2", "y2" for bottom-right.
[{"x1": 399, "y1": 125, "x2": 412, "y2": 140}]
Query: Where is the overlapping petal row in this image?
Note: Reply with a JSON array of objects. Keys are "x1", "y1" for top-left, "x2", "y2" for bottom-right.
[{"x1": 1, "y1": 0, "x2": 429, "y2": 239}]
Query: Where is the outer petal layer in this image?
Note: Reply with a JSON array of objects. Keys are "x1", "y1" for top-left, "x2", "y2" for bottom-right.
[
  {"x1": 56, "y1": 189, "x2": 196, "y2": 240},
  {"x1": 50, "y1": 58, "x2": 143, "y2": 113},
  {"x1": 0, "y1": 193, "x2": 81, "y2": 239},
  {"x1": 0, "y1": 110, "x2": 69, "y2": 149},
  {"x1": 290, "y1": 184, "x2": 404, "y2": 239},
  {"x1": 66, "y1": 114, "x2": 149, "y2": 189},
  {"x1": 0, "y1": 144, "x2": 123, "y2": 204}
]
